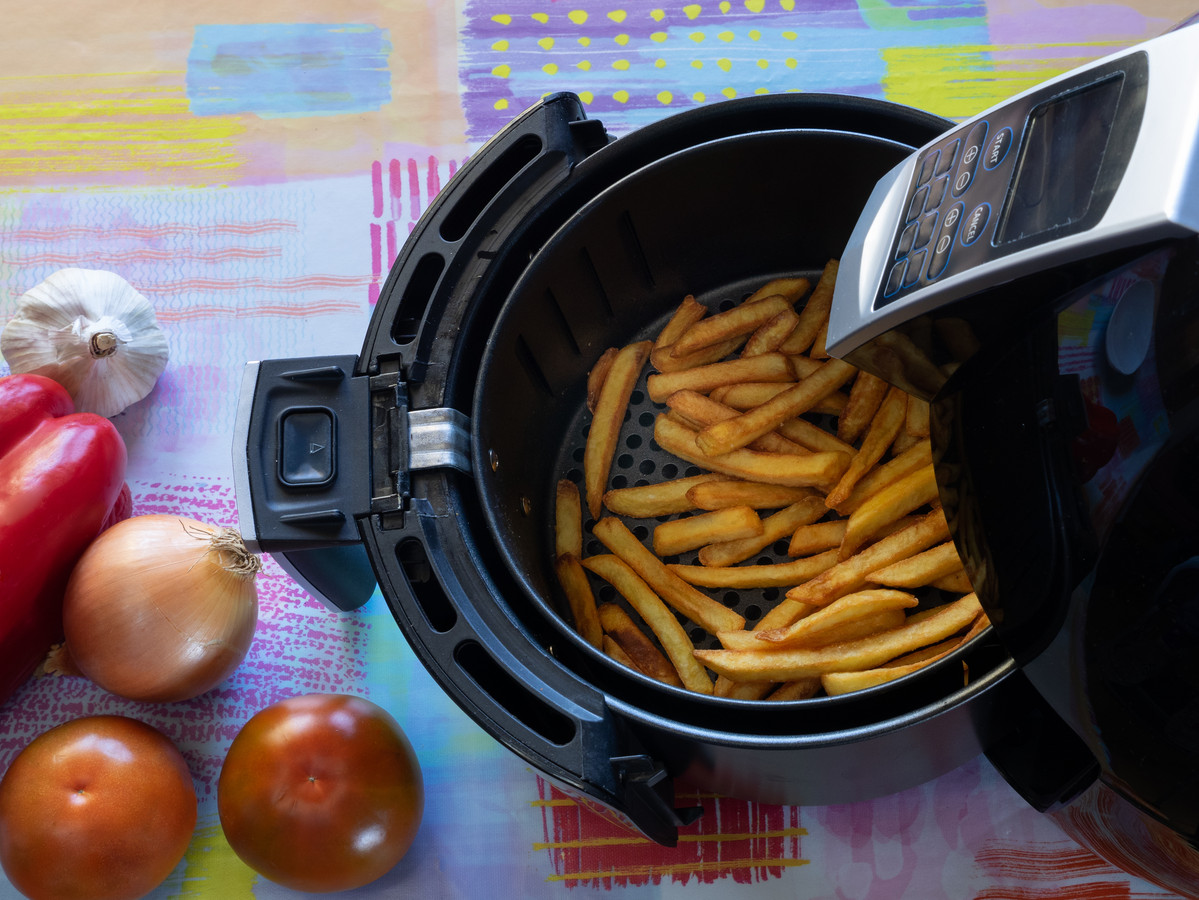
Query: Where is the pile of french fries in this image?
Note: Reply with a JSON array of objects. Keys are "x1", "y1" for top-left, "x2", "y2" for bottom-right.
[{"x1": 553, "y1": 260, "x2": 989, "y2": 701}]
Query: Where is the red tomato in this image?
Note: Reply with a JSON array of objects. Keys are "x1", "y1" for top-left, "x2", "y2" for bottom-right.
[
  {"x1": 217, "y1": 693, "x2": 424, "y2": 893},
  {"x1": 0, "y1": 716, "x2": 197, "y2": 900}
]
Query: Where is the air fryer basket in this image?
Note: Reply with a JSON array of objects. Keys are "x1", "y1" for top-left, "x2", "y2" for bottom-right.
[
  {"x1": 238, "y1": 94, "x2": 1086, "y2": 846},
  {"x1": 468, "y1": 127, "x2": 1024, "y2": 781},
  {"x1": 475, "y1": 130, "x2": 892, "y2": 626}
]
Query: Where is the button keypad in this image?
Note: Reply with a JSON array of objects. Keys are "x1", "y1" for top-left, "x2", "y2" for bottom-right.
[{"x1": 878, "y1": 114, "x2": 1016, "y2": 307}]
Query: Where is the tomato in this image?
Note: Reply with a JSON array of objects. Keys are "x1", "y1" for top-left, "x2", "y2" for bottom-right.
[
  {"x1": 217, "y1": 693, "x2": 424, "y2": 893},
  {"x1": 0, "y1": 716, "x2": 197, "y2": 900}
]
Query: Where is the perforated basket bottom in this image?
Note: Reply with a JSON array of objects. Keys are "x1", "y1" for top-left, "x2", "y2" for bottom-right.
[{"x1": 548, "y1": 273, "x2": 852, "y2": 653}]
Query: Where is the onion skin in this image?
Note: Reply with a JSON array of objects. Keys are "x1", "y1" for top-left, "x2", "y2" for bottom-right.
[{"x1": 62, "y1": 514, "x2": 260, "y2": 703}]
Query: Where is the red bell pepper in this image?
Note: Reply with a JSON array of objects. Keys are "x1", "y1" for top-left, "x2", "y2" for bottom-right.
[{"x1": 0, "y1": 374, "x2": 129, "y2": 707}]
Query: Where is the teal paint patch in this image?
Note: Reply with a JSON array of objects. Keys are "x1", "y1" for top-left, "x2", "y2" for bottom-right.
[{"x1": 187, "y1": 23, "x2": 391, "y2": 118}]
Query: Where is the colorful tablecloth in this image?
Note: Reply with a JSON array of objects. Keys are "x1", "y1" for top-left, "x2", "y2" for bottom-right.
[{"x1": 2, "y1": 2, "x2": 1195, "y2": 897}]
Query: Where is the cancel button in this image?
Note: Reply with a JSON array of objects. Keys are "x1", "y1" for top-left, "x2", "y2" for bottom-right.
[{"x1": 962, "y1": 202, "x2": 991, "y2": 246}]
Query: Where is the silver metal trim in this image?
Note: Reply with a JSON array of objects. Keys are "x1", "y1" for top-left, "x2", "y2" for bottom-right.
[
  {"x1": 232, "y1": 361, "x2": 263, "y2": 552},
  {"x1": 408, "y1": 407, "x2": 472, "y2": 474}
]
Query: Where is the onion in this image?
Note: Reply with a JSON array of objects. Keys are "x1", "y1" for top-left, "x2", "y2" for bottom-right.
[{"x1": 61, "y1": 514, "x2": 260, "y2": 703}]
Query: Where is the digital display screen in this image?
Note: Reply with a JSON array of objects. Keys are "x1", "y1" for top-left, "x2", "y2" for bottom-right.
[{"x1": 996, "y1": 74, "x2": 1125, "y2": 245}]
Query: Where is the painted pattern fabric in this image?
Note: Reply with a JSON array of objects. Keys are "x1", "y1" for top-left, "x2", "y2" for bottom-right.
[{"x1": 0, "y1": 2, "x2": 1192, "y2": 897}]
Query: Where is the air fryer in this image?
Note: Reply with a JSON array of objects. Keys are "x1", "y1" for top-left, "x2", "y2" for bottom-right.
[{"x1": 233, "y1": 91, "x2": 1126, "y2": 869}]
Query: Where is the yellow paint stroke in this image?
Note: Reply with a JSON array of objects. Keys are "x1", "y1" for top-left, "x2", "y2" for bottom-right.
[
  {"x1": 173, "y1": 820, "x2": 257, "y2": 899},
  {"x1": 0, "y1": 88, "x2": 245, "y2": 180},
  {"x1": 546, "y1": 856, "x2": 810, "y2": 882},
  {"x1": 881, "y1": 42, "x2": 1128, "y2": 121},
  {"x1": 534, "y1": 826, "x2": 808, "y2": 849},
  {"x1": 1058, "y1": 308, "x2": 1096, "y2": 342},
  {"x1": 569, "y1": 9, "x2": 588, "y2": 24}
]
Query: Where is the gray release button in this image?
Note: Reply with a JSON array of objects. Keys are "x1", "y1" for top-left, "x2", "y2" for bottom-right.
[{"x1": 279, "y1": 408, "x2": 336, "y2": 486}]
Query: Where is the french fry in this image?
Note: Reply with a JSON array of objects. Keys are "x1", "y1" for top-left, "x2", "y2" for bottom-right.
[
  {"x1": 692, "y1": 592, "x2": 982, "y2": 682},
  {"x1": 821, "y1": 609, "x2": 988, "y2": 695},
  {"x1": 825, "y1": 386, "x2": 908, "y2": 510},
  {"x1": 744, "y1": 276, "x2": 811, "y2": 306},
  {"x1": 586, "y1": 347, "x2": 619, "y2": 414},
  {"x1": 698, "y1": 494, "x2": 828, "y2": 567},
  {"x1": 603, "y1": 473, "x2": 729, "y2": 519},
  {"x1": 653, "y1": 506, "x2": 763, "y2": 557},
  {"x1": 584, "y1": 340, "x2": 653, "y2": 518},
  {"x1": 666, "y1": 390, "x2": 809, "y2": 456},
  {"x1": 890, "y1": 430, "x2": 922, "y2": 456},
  {"x1": 711, "y1": 381, "x2": 847, "y2": 418},
  {"x1": 754, "y1": 597, "x2": 816, "y2": 633},
  {"x1": 597, "y1": 602, "x2": 684, "y2": 687},
  {"x1": 602, "y1": 635, "x2": 638, "y2": 669},
  {"x1": 787, "y1": 355, "x2": 824, "y2": 379},
  {"x1": 582, "y1": 553, "x2": 714, "y2": 693},
  {"x1": 554, "y1": 554, "x2": 603, "y2": 649},
  {"x1": 686, "y1": 480, "x2": 814, "y2": 511},
  {"x1": 591, "y1": 517, "x2": 745, "y2": 634},
  {"x1": 669, "y1": 549, "x2": 838, "y2": 589},
  {"x1": 778, "y1": 259, "x2": 838, "y2": 355},
  {"x1": 776, "y1": 416, "x2": 855, "y2": 455},
  {"x1": 931, "y1": 568, "x2": 974, "y2": 593},
  {"x1": 647, "y1": 352, "x2": 793, "y2": 404},
  {"x1": 651, "y1": 335, "x2": 746, "y2": 373},
  {"x1": 839, "y1": 463, "x2": 940, "y2": 560},
  {"x1": 695, "y1": 357, "x2": 856, "y2": 456},
  {"x1": 838, "y1": 370, "x2": 889, "y2": 444},
  {"x1": 787, "y1": 520, "x2": 847, "y2": 557},
  {"x1": 809, "y1": 320, "x2": 830, "y2": 359},
  {"x1": 655, "y1": 294, "x2": 707, "y2": 349},
  {"x1": 555, "y1": 479, "x2": 584, "y2": 560},
  {"x1": 885, "y1": 612, "x2": 988, "y2": 666},
  {"x1": 671, "y1": 295, "x2": 794, "y2": 358},
  {"x1": 854, "y1": 329, "x2": 947, "y2": 398},
  {"x1": 765, "y1": 679, "x2": 822, "y2": 701},
  {"x1": 907, "y1": 396, "x2": 931, "y2": 437},
  {"x1": 655, "y1": 416, "x2": 850, "y2": 489},
  {"x1": 743, "y1": 307, "x2": 802, "y2": 357},
  {"x1": 718, "y1": 608, "x2": 905, "y2": 651},
  {"x1": 821, "y1": 659, "x2": 936, "y2": 695},
  {"x1": 833, "y1": 439, "x2": 932, "y2": 516},
  {"x1": 757, "y1": 589, "x2": 918, "y2": 647},
  {"x1": 866, "y1": 540, "x2": 963, "y2": 588},
  {"x1": 786, "y1": 508, "x2": 951, "y2": 606},
  {"x1": 789, "y1": 516, "x2": 917, "y2": 557},
  {"x1": 716, "y1": 678, "x2": 777, "y2": 701}
]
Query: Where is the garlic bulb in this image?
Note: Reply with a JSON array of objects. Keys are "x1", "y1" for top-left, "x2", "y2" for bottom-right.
[{"x1": 1, "y1": 268, "x2": 169, "y2": 417}]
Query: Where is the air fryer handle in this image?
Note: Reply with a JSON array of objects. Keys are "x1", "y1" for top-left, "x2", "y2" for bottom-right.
[{"x1": 233, "y1": 354, "x2": 381, "y2": 610}]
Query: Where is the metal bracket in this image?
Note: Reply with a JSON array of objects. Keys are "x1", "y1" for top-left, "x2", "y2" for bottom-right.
[{"x1": 409, "y1": 408, "x2": 472, "y2": 474}]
